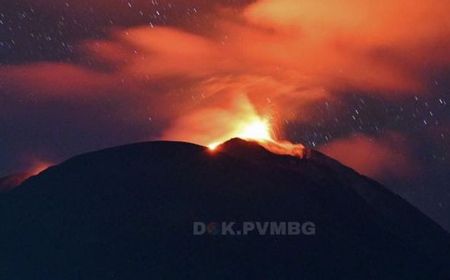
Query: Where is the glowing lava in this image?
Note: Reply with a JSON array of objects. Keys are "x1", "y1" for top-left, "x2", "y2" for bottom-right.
[
  {"x1": 237, "y1": 119, "x2": 273, "y2": 142},
  {"x1": 163, "y1": 94, "x2": 306, "y2": 157},
  {"x1": 207, "y1": 116, "x2": 307, "y2": 158},
  {"x1": 29, "y1": 161, "x2": 52, "y2": 176},
  {"x1": 208, "y1": 117, "x2": 273, "y2": 150}
]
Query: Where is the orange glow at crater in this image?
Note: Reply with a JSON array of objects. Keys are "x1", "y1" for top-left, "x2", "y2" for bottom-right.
[
  {"x1": 207, "y1": 114, "x2": 306, "y2": 158},
  {"x1": 208, "y1": 117, "x2": 273, "y2": 150},
  {"x1": 236, "y1": 118, "x2": 273, "y2": 142},
  {"x1": 164, "y1": 95, "x2": 306, "y2": 158},
  {"x1": 29, "y1": 161, "x2": 52, "y2": 176}
]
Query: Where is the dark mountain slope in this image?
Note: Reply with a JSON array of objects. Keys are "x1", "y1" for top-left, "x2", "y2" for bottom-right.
[{"x1": 1, "y1": 139, "x2": 449, "y2": 279}]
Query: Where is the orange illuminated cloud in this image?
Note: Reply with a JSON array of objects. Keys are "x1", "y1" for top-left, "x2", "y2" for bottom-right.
[
  {"x1": 1, "y1": 0, "x2": 449, "y2": 152},
  {"x1": 320, "y1": 133, "x2": 419, "y2": 180},
  {"x1": 0, "y1": 63, "x2": 113, "y2": 97},
  {"x1": 162, "y1": 95, "x2": 272, "y2": 146}
]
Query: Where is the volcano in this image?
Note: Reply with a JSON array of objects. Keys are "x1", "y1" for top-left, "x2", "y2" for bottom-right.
[{"x1": 1, "y1": 139, "x2": 449, "y2": 279}]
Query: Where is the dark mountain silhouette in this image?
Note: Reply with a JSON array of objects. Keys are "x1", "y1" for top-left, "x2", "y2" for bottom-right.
[{"x1": 1, "y1": 138, "x2": 449, "y2": 279}]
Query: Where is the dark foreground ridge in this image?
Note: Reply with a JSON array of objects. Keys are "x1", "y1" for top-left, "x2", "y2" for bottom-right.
[{"x1": 1, "y1": 139, "x2": 449, "y2": 279}]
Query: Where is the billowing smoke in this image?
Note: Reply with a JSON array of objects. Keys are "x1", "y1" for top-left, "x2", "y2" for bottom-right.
[{"x1": 1, "y1": 0, "x2": 449, "y2": 178}]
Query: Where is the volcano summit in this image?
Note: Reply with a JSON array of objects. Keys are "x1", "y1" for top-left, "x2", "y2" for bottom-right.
[{"x1": 1, "y1": 139, "x2": 449, "y2": 279}]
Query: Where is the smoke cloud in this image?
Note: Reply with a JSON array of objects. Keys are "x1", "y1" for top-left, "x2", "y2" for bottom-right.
[{"x1": 1, "y1": 0, "x2": 449, "y2": 178}]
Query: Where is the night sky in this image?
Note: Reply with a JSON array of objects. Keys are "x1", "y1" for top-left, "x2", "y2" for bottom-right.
[{"x1": 1, "y1": 0, "x2": 449, "y2": 230}]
